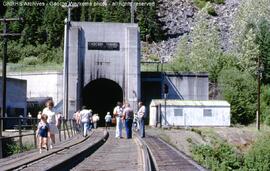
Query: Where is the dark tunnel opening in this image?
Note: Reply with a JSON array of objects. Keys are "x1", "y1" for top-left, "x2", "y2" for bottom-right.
[{"x1": 82, "y1": 78, "x2": 123, "y2": 126}]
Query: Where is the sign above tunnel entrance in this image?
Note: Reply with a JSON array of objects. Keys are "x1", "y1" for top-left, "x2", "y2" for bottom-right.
[{"x1": 88, "y1": 42, "x2": 120, "y2": 51}]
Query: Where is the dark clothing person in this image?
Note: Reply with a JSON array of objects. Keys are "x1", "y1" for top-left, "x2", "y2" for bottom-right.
[
  {"x1": 38, "y1": 122, "x2": 49, "y2": 138},
  {"x1": 123, "y1": 105, "x2": 134, "y2": 139},
  {"x1": 125, "y1": 119, "x2": 133, "y2": 138}
]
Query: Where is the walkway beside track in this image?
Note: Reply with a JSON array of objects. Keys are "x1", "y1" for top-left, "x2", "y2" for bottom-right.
[{"x1": 72, "y1": 130, "x2": 144, "y2": 171}]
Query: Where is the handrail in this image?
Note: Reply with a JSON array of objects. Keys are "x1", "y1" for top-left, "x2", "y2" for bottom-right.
[
  {"x1": 0, "y1": 117, "x2": 78, "y2": 157},
  {"x1": 0, "y1": 133, "x2": 35, "y2": 140}
]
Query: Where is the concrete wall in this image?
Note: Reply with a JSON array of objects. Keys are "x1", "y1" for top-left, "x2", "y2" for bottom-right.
[
  {"x1": 8, "y1": 72, "x2": 63, "y2": 104},
  {"x1": 67, "y1": 22, "x2": 140, "y2": 117},
  {"x1": 0, "y1": 77, "x2": 27, "y2": 117},
  {"x1": 150, "y1": 104, "x2": 230, "y2": 127},
  {"x1": 165, "y1": 73, "x2": 209, "y2": 100}
]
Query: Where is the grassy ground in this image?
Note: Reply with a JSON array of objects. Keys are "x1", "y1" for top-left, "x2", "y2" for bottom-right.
[
  {"x1": 5, "y1": 63, "x2": 63, "y2": 73},
  {"x1": 146, "y1": 124, "x2": 270, "y2": 156}
]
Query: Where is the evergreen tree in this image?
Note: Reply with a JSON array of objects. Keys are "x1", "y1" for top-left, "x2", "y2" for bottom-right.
[
  {"x1": 42, "y1": 6, "x2": 65, "y2": 47},
  {"x1": 0, "y1": 1, "x2": 5, "y2": 17},
  {"x1": 104, "y1": 0, "x2": 130, "y2": 23},
  {"x1": 89, "y1": 0, "x2": 105, "y2": 22},
  {"x1": 17, "y1": 1, "x2": 46, "y2": 45},
  {"x1": 256, "y1": 19, "x2": 270, "y2": 84},
  {"x1": 136, "y1": 0, "x2": 164, "y2": 42}
]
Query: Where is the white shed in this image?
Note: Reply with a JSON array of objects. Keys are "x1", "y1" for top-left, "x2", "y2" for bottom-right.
[{"x1": 149, "y1": 100, "x2": 230, "y2": 127}]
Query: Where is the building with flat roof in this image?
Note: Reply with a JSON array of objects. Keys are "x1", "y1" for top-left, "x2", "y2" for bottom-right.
[{"x1": 149, "y1": 100, "x2": 230, "y2": 127}]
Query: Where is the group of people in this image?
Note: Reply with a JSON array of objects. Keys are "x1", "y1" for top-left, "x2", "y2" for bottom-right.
[
  {"x1": 72, "y1": 106, "x2": 100, "y2": 137},
  {"x1": 36, "y1": 100, "x2": 61, "y2": 153},
  {"x1": 113, "y1": 101, "x2": 145, "y2": 139},
  {"x1": 36, "y1": 99, "x2": 146, "y2": 153}
]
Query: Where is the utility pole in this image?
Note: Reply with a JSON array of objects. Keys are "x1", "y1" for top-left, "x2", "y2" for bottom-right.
[
  {"x1": 257, "y1": 56, "x2": 261, "y2": 131},
  {"x1": 0, "y1": 17, "x2": 22, "y2": 158}
]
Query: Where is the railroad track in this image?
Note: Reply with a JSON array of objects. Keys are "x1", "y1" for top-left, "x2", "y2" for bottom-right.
[
  {"x1": 1, "y1": 129, "x2": 206, "y2": 171},
  {"x1": 142, "y1": 136, "x2": 207, "y2": 171},
  {"x1": 0, "y1": 130, "x2": 108, "y2": 171}
]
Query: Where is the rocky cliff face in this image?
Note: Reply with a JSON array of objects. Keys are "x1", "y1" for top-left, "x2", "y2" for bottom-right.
[{"x1": 142, "y1": 0, "x2": 241, "y2": 61}]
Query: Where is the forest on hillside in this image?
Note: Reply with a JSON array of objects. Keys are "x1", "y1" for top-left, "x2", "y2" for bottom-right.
[{"x1": 0, "y1": 0, "x2": 164, "y2": 64}]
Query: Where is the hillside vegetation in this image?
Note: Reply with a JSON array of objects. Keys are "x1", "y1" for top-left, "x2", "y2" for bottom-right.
[{"x1": 148, "y1": 126, "x2": 270, "y2": 171}]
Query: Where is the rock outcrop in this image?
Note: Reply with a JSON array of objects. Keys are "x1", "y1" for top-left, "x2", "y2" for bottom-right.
[{"x1": 142, "y1": 0, "x2": 241, "y2": 61}]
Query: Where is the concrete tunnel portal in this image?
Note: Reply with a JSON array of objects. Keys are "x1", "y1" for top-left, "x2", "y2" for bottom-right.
[
  {"x1": 82, "y1": 78, "x2": 123, "y2": 126},
  {"x1": 64, "y1": 22, "x2": 140, "y2": 121}
]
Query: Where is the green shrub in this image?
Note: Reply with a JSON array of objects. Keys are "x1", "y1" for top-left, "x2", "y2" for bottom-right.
[
  {"x1": 213, "y1": 0, "x2": 225, "y2": 4},
  {"x1": 191, "y1": 140, "x2": 242, "y2": 171},
  {"x1": 193, "y1": 0, "x2": 225, "y2": 9},
  {"x1": 242, "y1": 135, "x2": 270, "y2": 170},
  {"x1": 207, "y1": 6, "x2": 218, "y2": 16},
  {"x1": 2, "y1": 138, "x2": 34, "y2": 157},
  {"x1": 218, "y1": 68, "x2": 257, "y2": 125},
  {"x1": 261, "y1": 85, "x2": 270, "y2": 123},
  {"x1": 264, "y1": 115, "x2": 270, "y2": 126},
  {"x1": 194, "y1": 0, "x2": 207, "y2": 9},
  {"x1": 21, "y1": 56, "x2": 40, "y2": 65}
]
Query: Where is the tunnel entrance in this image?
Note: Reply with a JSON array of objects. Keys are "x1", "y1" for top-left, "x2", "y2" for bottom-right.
[{"x1": 82, "y1": 78, "x2": 123, "y2": 126}]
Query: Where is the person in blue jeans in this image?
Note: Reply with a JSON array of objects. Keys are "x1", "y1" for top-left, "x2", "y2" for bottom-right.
[
  {"x1": 138, "y1": 102, "x2": 146, "y2": 138},
  {"x1": 80, "y1": 106, "x2": 92, "y2": 137},
  {"x1": 123, "y1": 103, "x2": 134, "y2": 139}
]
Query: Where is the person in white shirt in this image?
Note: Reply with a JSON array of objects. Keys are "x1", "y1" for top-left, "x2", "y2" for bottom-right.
[
  {"x1": 105, "y1": 112, "x2": 112, "y2": 129},
  {"x1": 92, "y1": 114, "x2": 100, "y2": 129},
  {"x1": 113, "y1": 102, "x2": 123, "y2": 138},
  {"x1": 80, "y1": 106, "x2": 92, "y2": 137},
  {"x1": 42, "y1": 100, "x2": 59, "y2": 149},
  {"x1": 138, "y1": 101, "x2": 146, "y2": 138}
]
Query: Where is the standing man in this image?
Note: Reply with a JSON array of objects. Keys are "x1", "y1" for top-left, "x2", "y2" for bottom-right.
[
  {"x1": 123, "y1": 103, "x2": 134, "y2": 139},
  {"x1": 113, "y1": 102, "x2": 123, "y2": 138},
  {"x1": 138, "y1": 101, "x2": 146, "y2": 138}
]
